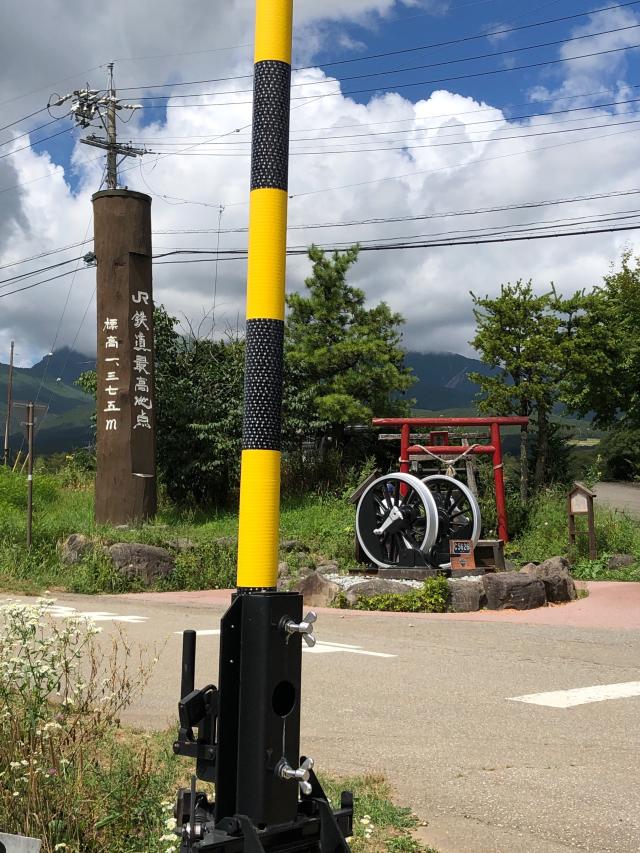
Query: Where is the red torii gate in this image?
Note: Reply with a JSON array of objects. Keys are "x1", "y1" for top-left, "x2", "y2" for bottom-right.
[{"x1": 371, "y1": 416, "x2": 529, "y2": 543}]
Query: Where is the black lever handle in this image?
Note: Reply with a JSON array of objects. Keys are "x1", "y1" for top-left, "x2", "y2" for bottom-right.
[{"x1": 181, "y1": 629, "x2": 197, "y2": 700}]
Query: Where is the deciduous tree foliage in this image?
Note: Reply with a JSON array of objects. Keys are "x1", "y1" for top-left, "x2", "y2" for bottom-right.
[
  {"x1": 153, "y1": 307, "x2": 244, "y2": 507},
  {"x1": 284, "y1": 245, "x2": 414, "y2": 449},
  {"x1": 561, "y1": 251, "x2": 640, "y2": 430},
  {"x1": 469, "y1": 281, "x2": 562, "y2": 496}
]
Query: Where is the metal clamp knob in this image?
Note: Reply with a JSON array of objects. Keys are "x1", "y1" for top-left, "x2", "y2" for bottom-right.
[
  {"x1": 283, "y1": 610, "x2": 317, "y2": 647},
  {"x1": 276, "y1": 756, "x2": 314, "y2": 796}
]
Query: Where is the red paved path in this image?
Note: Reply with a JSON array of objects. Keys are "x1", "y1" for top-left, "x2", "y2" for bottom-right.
[{"x1": 124, "y1": 580, "x2": 640, "y2": 631}]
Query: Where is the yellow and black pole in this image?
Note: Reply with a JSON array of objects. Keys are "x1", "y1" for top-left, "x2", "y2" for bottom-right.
[
  {"x1": 237, "y1": 0, "x2": 293, "y2": 593},
  {"x1": 172, "y1": 3, "x2": 353, "y2": 850}
]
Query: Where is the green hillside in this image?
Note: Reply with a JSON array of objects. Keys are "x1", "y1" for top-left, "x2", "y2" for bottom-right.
[{"x1": 0, "y1": 349, "x2": 94, "y2": 455}]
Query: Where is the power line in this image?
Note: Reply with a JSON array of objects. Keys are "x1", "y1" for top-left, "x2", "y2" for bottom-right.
[
  {"x1": 0, "y1": 266, "x2": 91, "y2": 299},
  {"x1": 153, "y1": 187, "x2": 640, "y2": 234},
  {"x1": 134, "y1": 42, "x2": 640, "y2": 110},
  {"x1": 0, "y1": 125, "x2": 76, "y2": 162},
  {"x1": 0, "y1": 115, "x2": 66, "y2": 149},
  {"x1": 7, "y1": 186, "x2": 640, "y2": 274},
  {"x1": 0, "y1": 106, "x2": 49, "y2": 134},
  {"x1": 133, "y1": 22, "x2": 640, "y2": 103},
  {"x1": 119, "y1": 1, "x2": 640, "y2": 93},
  {"x1": 0, "y1": 240, "x2": 92, "y2": 271},
  {"x1": 151, "y1": 115, "x2": 640, "y2": 158},
  {"x1": 0, "y1": 256, "x2": 85, "y2": 288},
  {"x1": 150, "y1": 223, "x2": 640, "y2": 262},
  {"x1": 288, "y1": 120, "x2": 640, "y2": 199},
  {"x1": 128, "y1": 95, "x2": 640, "y2": 148}
]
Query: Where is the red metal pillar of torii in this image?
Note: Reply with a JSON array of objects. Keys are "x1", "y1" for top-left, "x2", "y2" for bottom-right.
[
  {"x1": 92, "y1": 189, "x2": 157, "y2": 525},
  {"x1": 372, "y1": 416, "x2": 529, "y2": 542}
]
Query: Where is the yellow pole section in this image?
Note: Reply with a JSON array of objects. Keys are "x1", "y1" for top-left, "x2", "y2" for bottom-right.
[{"x1": 236, "y1": 0, "x2": 293, "y2": 590}]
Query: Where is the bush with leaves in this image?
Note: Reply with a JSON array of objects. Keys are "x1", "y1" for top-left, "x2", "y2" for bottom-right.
[
  {"x1": 335, "y1": 576, "x2": 450, "y2": 612},
  {"x1": 0, "y1": 600, "x2": 175, "y2": 853}
]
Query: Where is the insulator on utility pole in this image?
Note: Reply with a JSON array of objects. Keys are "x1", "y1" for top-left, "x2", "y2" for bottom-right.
[{"x1": 49, "y1": 62, "x2": 148, "y2": 190}]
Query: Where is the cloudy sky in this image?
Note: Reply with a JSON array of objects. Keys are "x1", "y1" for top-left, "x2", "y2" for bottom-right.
[{"x1": 1, "y1": 0, "x2": 640, "y2": 366}]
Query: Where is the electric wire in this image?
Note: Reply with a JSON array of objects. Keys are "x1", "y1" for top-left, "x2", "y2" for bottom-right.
[
  {"x1": 0, "y1": 125, "x2": 76, "y2": 162},
  {"x1": 0, "y1": 256, "x2": 85, "y2": 288},
  {"x1": 132, "y1": 22, "x2": 640, "y2": 103},
  {"x1": 136, "y1": 41, "x2": 640, "y2": 109},
  {"x1": 119, "y1": 1, "x2": 640, "y2": 92},
  {"x1": 128, "y1": 95, "x2": 640, "y2": 148}
]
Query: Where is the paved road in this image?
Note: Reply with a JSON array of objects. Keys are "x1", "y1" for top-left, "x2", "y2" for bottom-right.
[
  {"x1": 594, "y1": 481, "x2": 640, "y2": 517},
  {"x1": 7, "y1": 589, "x2": 639, "y2": 853}
]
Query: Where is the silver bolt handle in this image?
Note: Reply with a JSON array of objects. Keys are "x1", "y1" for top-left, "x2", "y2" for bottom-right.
[
  {"x1": 283, "y1": 610, "x2": 317, "y2": 647},
  {"x1": 277, "y1": 756, "x2": 314, "y2": 796}
]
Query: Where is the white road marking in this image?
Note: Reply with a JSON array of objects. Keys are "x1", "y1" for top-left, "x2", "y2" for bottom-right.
[
  {"x1": 509, "y1": 681, "x2": 640, "y2": 708},
  {"x1": 0, "y1": 601, "x2": 148, "y2": 625},
  {"x1": 174, "y1": 629, "x2": 395, "y2": 658}
]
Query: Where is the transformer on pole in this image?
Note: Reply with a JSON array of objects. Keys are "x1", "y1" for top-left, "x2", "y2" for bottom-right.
[{"x1": 171, "y1": 2, "x2": 353, "y2": 851}]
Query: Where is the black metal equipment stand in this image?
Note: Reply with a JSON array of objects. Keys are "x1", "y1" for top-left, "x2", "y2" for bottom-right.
[{"x1": 173, "y1": 591, "x2": 353, "y2": 853}]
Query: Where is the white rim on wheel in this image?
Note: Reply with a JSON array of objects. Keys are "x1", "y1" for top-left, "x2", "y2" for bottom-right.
[
  {"x1": 421, "y1": 474, "x2": 481, "y2": 569},
  {"x1": 356, "y1": 473, "x2": 439, "y2": 569}
]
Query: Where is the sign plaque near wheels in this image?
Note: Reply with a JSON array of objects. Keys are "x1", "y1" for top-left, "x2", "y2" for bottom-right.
[{"x1": 450, "y1": 539, "x2": 476, "y2": 572}]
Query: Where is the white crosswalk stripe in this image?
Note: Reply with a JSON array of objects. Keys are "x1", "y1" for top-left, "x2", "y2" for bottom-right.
[
  {"x1": 0, "y1": 601, "x2": 148, "y2": 625},
  {"x1": 173, "y1": 629, "x2": 395, "y2": 658},
  {"x1": 509, "y1": 681, "x2": 640, "y2": 708}
]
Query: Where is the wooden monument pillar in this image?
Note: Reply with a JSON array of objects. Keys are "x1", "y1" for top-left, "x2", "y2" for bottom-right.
[{"x1": 92, "y1": 189, "x2": 157, "y2": 525}]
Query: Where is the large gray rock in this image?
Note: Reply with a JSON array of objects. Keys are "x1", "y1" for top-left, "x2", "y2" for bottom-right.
[
  {"x1": 344, "y1": 578, "x2": 413, "y2": 606},
  {"x1": 60, "y1": 533, "x2": 93, "y2": 565},
  {"x1": 447, "y1": 578, "x2": 485, "y2": 612},
  {"x1": 108, "y1": 543, "x2": 175, "y2": 585},
  {"x1": 483, "y1": 572, "x2": 546, "y2": 610},
  {"x1": 293, "y1": 572, "x2": 342, "y2": 607},
  {"x1": 316, "y1": 560, "x2": 339, "y2": 575},
  {"x1": 608, "y1": 554, "x2": 636, "y2": 570},
  {"x1": 520, "y1": 556, "x2": 576, "y2": 603}
]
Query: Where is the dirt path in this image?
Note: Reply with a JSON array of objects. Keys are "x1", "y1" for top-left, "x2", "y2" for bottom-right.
[{"x1": 595, "y1": 481, "x2": 640, "y2": 517}]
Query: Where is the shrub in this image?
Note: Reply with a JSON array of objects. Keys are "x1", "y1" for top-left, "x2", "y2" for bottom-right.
[
  {"x1": 0, "y1": 600, "x2": 175, "y2": 852},
  {"x1": 335, "y1": 576, "x2": 450, "y2": 613},
  {"x1": 507, "y1": 487, "x2": 640, "y2": 565}
]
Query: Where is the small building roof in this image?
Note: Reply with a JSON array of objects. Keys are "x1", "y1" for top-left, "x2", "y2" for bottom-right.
[{"x1": 568, "y1": 481, "x2": 597, "y2": 498}]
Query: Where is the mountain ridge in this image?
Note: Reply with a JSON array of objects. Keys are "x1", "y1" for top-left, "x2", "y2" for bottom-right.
[{"x1": 0, "y1": 348, "x2": 488, "y2": 453}]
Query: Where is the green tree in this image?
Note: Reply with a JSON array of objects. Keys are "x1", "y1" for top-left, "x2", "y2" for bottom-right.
[
  {"x1": 154, "y1": 308, "x2": 244, "y2": 506},
  {"x1": 470, "y1": 281, "x2": 563, "y2": 497},
  {"x1": 561, "y1": 251, "x2": 640, "y2": 429},
  {"x1": 76, "y1": 308, "x2": 245, "y2": 507},
  {"x1": 284, "y1": 245, "x2": 414, "y2": 450}
]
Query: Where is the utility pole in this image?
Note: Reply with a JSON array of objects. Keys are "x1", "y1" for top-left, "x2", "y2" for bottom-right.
[
  {"x1": 3, "y1": 340, "x2": 14, "y2": 466},
  {"x1": 171, "y1": 2, "x2": 353, "y2": 851},
  {"x1": 50, "y1": 63, "x2": 146, "y2": 190},
  {"x1": 49, "y1": 64, "x2": 156, "y2": 524},
  {"x1": 106, "y1": 63, "x2": 118, "y2": 189},
  {"x1": 26, "y1": 402, "x2": 34, "y2": 548}
]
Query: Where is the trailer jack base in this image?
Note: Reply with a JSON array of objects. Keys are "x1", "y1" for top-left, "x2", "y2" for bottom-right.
[{"x1": 175, "y1": 770, "x2": 353, "y2": 853}]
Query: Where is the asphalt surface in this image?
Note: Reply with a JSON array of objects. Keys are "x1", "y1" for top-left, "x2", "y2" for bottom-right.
[
  {"x1": 594, "y1": 481, "x2": 640, "y2": 517},
  {"x1": 9, "y1": 589, "x2": 639, "y2": 853}
]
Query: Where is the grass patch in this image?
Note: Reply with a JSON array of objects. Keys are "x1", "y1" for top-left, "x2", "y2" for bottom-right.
[
  {"x1": 320, "y1": 772, "x2": 435, "y2": 853},
  {"x1": 506, "y1": 487, "x2": 640, "y2": 570},
  {"x1": 571, "y1": 554, "x2": 640, "y2": 582},
  {"x1": 0, "y1": 467, "x2": 357, "y2": 594}
]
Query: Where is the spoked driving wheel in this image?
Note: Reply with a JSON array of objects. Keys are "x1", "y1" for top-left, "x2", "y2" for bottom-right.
[
  {"x1": 421, "y1": 474, "x2": 481, "y2": 569},
  {"x1": 356, "y1": 473, "x2": 438, "y2": 569}
]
